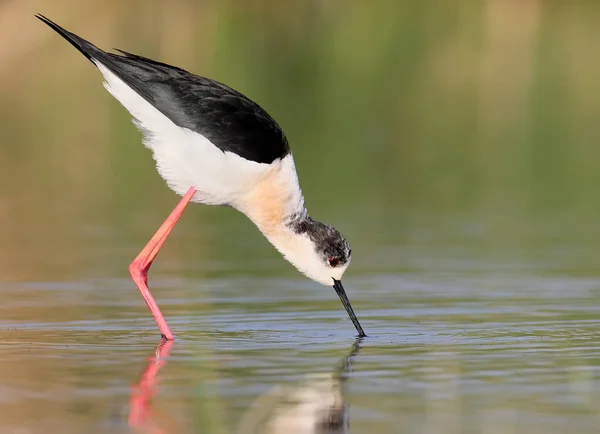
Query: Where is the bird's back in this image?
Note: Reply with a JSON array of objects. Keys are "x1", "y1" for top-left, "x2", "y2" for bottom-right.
[
  {"x1": 100, "y1": 50, "x2": 291, "y2": 165},
  {"x1": 37, "y1": 15, "x2": 294, "y2": 206}
]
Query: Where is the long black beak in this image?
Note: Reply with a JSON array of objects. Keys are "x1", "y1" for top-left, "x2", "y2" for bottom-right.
[{"x1": 332, "y1": 279, "x2": 367, "y2": 337}]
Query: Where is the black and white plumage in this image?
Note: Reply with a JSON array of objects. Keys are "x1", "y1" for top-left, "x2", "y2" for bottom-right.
[{"x1": 37, "y1": 14, "x2": 365, "y2": 338}]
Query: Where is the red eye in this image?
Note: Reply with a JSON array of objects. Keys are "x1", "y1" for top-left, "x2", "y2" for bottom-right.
[{"x1": 328, "y1": 257, "x2": 340, "y2": 267}]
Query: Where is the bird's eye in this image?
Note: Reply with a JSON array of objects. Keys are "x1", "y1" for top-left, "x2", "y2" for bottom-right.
[{"x1": 328, "y1": 257, "x2": 340, "y2": 267}]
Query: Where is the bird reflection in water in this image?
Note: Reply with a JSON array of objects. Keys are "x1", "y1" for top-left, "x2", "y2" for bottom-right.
[
  {"x1": 237, "y1": 339, "x2": 362, "y2": 434},
  {"x1": 128, "y1": 338, "x2": 363, "y2": 433}
]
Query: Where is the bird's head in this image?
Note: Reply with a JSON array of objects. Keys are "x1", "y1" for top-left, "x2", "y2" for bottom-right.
[
  {"x1": 269, "y1": 217, "x2": 366, "y2": 337},
  {"x1": 285, "y1": 218, "x2": 351, "y2": 285}
]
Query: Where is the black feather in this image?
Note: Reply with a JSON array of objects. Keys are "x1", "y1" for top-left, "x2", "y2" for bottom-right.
[
  {"x1": 290, "y1": 217, "x2": 351, "y2": 266},
  {"x1": 36, "y1": 14, "x2": 291, "y2": 164}
]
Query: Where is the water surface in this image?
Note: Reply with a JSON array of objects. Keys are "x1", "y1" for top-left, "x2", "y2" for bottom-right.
[{"x1": 2, "y1": 212, "x2": 599, "y2": 433}]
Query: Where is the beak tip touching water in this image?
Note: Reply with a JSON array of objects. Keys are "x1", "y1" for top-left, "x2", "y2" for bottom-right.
[{"x1": 332, "y1": 279, "x2": 367, "y2": 338}]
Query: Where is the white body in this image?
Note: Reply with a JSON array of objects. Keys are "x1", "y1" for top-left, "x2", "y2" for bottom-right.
[{"x1": 95, "y1": 63, "x2": 349, "y2": 285}]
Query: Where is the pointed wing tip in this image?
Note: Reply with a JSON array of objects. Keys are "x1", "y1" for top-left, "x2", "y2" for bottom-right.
[
  {"x1": 35, "y1": 13, "x2": 101, "y2": 64},
  {"x1": 35, "y1": 14, "x2": 63, "y2": 30},
  {"x1": 35, "y1": 14, "x2": 67, "y2": 36},
  {"x1": 35, "y1": 13, "x2": 52, "y2": 25}
]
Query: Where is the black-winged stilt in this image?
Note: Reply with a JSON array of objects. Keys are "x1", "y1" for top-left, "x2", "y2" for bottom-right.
[{"x1": 37, "y1": 15, "x2": 366, "y2": 340}]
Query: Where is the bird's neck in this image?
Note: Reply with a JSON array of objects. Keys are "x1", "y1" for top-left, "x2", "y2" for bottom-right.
[
  {"x1": 255, "y1": 211, "x2": 320, "y2": 283},
  {"x1": 242, "y1": 193, "x2": 308, "y2": 241},
  {"x1": 239, "y1": 178, "x2": 310, "y2": 261},
  {"x1": 233, "y1": 153, "x2": 316, "y2": 271},
  {"x1": 243, "y1": 198, "x2": 313, "y2": 274},
  {"x1": 237, "y1": 154, "x2": 307, "y2": 237}
]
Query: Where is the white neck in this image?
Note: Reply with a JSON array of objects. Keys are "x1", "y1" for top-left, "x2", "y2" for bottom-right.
[
  {"x1": 236, "y1": 154, "x2": 307, "y2": 236},
  {"x1": 234, "y1": 154, "x2": 336, "y2": 285}
]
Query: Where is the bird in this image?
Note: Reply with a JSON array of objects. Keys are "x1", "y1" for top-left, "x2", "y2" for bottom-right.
[{"x1": 37, "y1": 14, "x2": 366, "y2": 340}]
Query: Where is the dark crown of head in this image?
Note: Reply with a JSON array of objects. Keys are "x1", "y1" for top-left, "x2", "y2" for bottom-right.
[{"x1": 290, "y1": 217, "x2": 351, "y2": 265}]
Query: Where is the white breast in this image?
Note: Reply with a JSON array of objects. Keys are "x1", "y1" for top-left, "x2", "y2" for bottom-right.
[{"x1": 96, "y1": 62, "x2": 273, "y2": 206}]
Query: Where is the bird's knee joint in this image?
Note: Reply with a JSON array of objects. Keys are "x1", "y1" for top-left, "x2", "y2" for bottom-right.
[{"x1": 129, "y1": 260, "x2": 144, "y2": 277}]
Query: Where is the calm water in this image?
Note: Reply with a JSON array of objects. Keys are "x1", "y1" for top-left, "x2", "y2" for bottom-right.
[{"x1": 1, "y1": 211, "x2": 599, "y2": 433}]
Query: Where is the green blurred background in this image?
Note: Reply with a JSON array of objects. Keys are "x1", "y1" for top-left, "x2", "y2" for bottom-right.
[
  {"x1": 3, "y1": 0, "x2": 600, "y2": 284},
  {"x1": 2, "y1": 2, "x2": 600, "y2": 259}
]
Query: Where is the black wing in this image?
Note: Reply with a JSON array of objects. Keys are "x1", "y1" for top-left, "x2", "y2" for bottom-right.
[{"x1": 36, "y1": 14, "x2": 290, "y2": 164}]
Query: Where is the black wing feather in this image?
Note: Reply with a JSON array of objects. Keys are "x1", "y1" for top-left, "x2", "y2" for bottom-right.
[{"x1": 36, "y1": 14, "x2": 290, "y2": 164}]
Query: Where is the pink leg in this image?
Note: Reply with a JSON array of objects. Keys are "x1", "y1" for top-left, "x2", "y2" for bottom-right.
[{"x1": 129, "y1": 187, "x2": 197, "y2": 340}]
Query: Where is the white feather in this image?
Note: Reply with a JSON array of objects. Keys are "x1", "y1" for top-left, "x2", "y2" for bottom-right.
[
  {"x1": 94, "y1": 61, "x2": 347, "y2": 286},
  {"x1": 96, "y1": 62, "x2": 269, "y2": 206}
]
